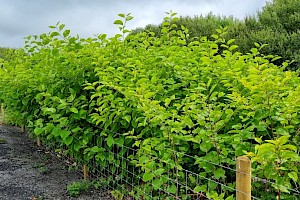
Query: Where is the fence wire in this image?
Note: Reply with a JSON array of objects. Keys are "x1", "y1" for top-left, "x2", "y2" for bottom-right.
[
  {"x1": 93, "y1": 128, "x2": 300, "y2": 197},
  {"x1": 3, "y1": 119, "x2": 299, "y2": 200}
]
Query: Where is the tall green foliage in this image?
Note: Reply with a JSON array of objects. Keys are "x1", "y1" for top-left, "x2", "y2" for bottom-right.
[{"x1": 0, "y1": 13, "x2": 299, "y2": 199}]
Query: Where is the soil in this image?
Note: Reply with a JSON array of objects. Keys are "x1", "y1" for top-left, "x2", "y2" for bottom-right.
[{"x1": 0, "y1": 125, "x2": 112, "y2": 200}]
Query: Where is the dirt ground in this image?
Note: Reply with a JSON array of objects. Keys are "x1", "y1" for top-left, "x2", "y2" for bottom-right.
[{"x1": 0, "y1": 125, "x2": 112, "y2": 200}]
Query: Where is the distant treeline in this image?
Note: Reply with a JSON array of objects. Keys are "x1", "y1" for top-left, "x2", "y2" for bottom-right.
[
  {"x1": 132, "y1": 0, "x2": 300, "y2": 70},
  {"x1": 0, "y1": 47, "x2": 16, "y2": 62}
]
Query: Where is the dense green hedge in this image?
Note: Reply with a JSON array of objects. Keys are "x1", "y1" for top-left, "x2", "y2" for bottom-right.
[{"x1": 0, "y1": 13, "x2": 299, "y2": 199}]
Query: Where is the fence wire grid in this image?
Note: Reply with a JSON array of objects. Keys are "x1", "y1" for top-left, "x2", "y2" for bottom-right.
[
  {"x1": 26, "y1": 127, "x2": 300, "y2": 200},
  {"x1": 0, "y1": 106, "x2": 299, "y2": 200}
]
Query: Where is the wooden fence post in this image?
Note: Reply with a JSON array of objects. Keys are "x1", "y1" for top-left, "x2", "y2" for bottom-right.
[
  {"x1": 1, "y1": 103, "x2": 4, "y2": 122},
  {"x1": 21, "y1": 125, "x2": 25, "y2": 133},
  {"x1": 83, "y1": 164, "x2": 89, "y2": 180},
  {"x1": 236, "y1": 156, "x2": 251, "y2": 200},
  {"x1": 37, "y1": 137, "x2": 41, "y2": 147},
  {"x1": 1, "y1": 103, "x2": 4, "y2": 114}
]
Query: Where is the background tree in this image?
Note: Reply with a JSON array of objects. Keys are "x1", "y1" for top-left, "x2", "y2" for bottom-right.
[
  {"x1": 258, "y1": 0, "x2": 300, "y2": 33},
  {"x1": 0, "y1": 47, "x2": 16, "y2": 62},
  {"x1": 132, "y1": 0, "x2": 300, "y2": 70}
]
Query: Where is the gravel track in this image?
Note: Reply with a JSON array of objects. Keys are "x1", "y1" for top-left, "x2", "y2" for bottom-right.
[{"x1": 0, "y1": 125, "x2": 112, "y2": 200}]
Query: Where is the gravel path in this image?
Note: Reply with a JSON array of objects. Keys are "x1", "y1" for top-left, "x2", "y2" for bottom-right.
[{"x1": 0, "y1": 125, "x2": 112, "y2": 200}]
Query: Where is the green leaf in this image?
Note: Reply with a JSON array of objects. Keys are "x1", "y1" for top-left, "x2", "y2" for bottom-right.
[
  {"x1": 153, "y1": 178, "x2": 163, "y2": 190},
  {"x1": 281, "y1": 144, "x2": 297, "y2": 151},
  {"x1": 123, "y1": 115, "x2": 131, "y2": 123},
  {"x1": 79, "y1": 110, "x2": 87, "y2": 119},
  {"x1": 194, "y1": 185, "x2": 206, "y2": 193},
  {"x1": 43, "y1": 107, "x2": 56, "y2": 113},
  {"x1": 167, "y1": 184, "x2": 177, "y2": 194},
  {"x1": 216, "y1": 29, "x2": 222, "y2": 34},
  {"x1": 144, "y1": 92, "x2": 155, "y2": 99},
  {"x1": 208, "y1": 181, "x2": 218, "y2": 190},
  {"x1": 214, "y1": 168, "x2": 225, "y2": 179},
  {"x1": 91, "y1": 146, "x2": 100, "y2": 153},
  {"x1": 288, "y1": 172, "x2": 298, "y2": 182},
  {"x1": 60, "y1": 130, "x2": 70, "y2": 140},
  {"x1": 64, "y1": 136, "x2": 73, "y2": 146},
  {"x1": 254, "y1": 137, "x2": 262, "y2": 144},
  {"x1": 107, "y1": 134, "x2": 114, "y2": 147},
  {"x1": 265, "y1": 167, "x2": 275, "y2": 178},
  {"x1": 34, "y1": 128, "x2": 43, "y2": 136},
  {"x1": 71, "y1": 127, "x2": 81, "y2": 133},
  {"x1": 211, "y1": 34, "x2": 219, "y2": 39},
  {"x1": 115, "y1": 137, "x2": 124, "y2": 147},
  {"x1": 258, "y1": 143, "x2": 275, "y2": 154},
  {"x1": 70, "y1": 107, "x2": 78, "y2": 113},
  {"x1": 271, "y1": 56, "x2": 282, "y2": 62},
  {"x1": 57, "y1": 102, "x2": 67, "y2": 109},
  {"x1": 74, "y1": 143, "x2": 81, "y2": 151},
  {"x1": 59, "y1": 24, "x2": 65, "y2": 31},
  {"x1": 164, "y1": 98, "x2": 171, "y2": 107},
  {"x1": 96, "y1": 153, "x2": 105, "y2": 161},
  {"x1": 276, "y1": 185, "x2": 290, "y2": 193},
  {"x1": 142, "y1": 172, "x2": 154, "y2": 182},
  {"x1": 229, "y1": 45, "x2": 238, "y2": 51},
  {"x1": 225, "y1": 195, "x2": 234, "y2": 200},
  {"x1": 126, "y1": 16, "x2": 133, "y2": 21},
  {"x1": 227, "y1": 39, "x2": 235, "y2": 45},
  {"x1": 189, "y1": 175, "x2": 196, "y2": 184},
  {"x1": 200, "y1": 141, "x2": 213, "y2": 152},
  {"x1": 154, "y1": 168, "x2": 165, "y2": 176},
  {"x1": 52, "y1": 127, "x2": 61, "y2": 137},
  {"x1": 277, "y1": 135, "x2": 290, "y2": 146},
  {"x1": 63, "y1": 29, "x2": 70, "y2": 37},
  {"x1": 114, "y1": 20, "x2": 123, "y2": 25},
  {"x1": 50, "y1": 32, "x2": 60, "y2": 37}
]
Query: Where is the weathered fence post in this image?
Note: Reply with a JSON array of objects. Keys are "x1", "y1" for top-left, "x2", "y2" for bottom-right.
[
  {"x1": 37, "y1": 137, "x2": 41, "y2": 147},
  {"x1": 83, "y1": 164, "x2": 89, "y2": 180},
  {"x1": 236, "y1": 156, "x2": 251, "y2": 200},
  {"x1": 1, "y1": 103, "x2": 4, "y2": 122},
  {"x1": 21, "y1": 125, "x2": 25, "y2": 133}
]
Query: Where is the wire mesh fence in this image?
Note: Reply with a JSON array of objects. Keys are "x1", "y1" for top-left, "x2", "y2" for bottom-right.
[
  {"x1": 9, "y1": 128, "x2": 300, "y2": 199},
  {"x1": 1, "y1": 107, "x2": 299, "y2": 200},
  {"x1": 36, "y1": 126, "x2": 298, "y2": 200}
]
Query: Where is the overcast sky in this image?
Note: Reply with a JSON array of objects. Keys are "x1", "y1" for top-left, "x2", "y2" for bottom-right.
[{"x1": 0, "y1": 0, "x2": 268, "y2": 48}]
